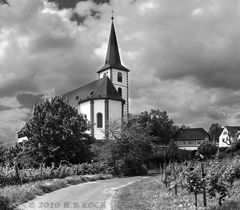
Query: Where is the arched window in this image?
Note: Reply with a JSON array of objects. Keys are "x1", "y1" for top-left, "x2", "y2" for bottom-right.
[
  {"x1": 97, "y1": 113, "x2": 103, "y2": 128},
  {"x1": 118, "y1": 87, "x2": 122, "y2": 97},
  {"x1": 117, "y1": 72, "x2": 122, "y2": 82}
]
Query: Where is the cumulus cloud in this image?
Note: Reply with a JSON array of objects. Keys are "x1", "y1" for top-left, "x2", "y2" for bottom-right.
[{"x1": 0, "y1": 0, "x2": 240, "y2": 144}]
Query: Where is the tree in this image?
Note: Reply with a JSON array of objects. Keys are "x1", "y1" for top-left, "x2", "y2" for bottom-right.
[
  {"x1": 198, "y1": 141, "x2": 218, "y2": 158},
  {"x1": 136, "y1": 109, "x2": 177, "y2": 145},
  {"x1": 100, "y1": 117, "x2": 153, "y2": 176},
  {"x1": 208, "y1": 123, "x2": 222, "y2": 143},
  {"x1": 166, "y1": 140, "x2": 179, "y2": 161},
  {"x1": 20, "y1": 96, "x2": 92, "y2": 166}
]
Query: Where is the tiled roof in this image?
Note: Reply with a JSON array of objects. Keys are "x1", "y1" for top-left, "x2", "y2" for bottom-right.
[
  {"x1": 225, "y1": 126, "x2": 240, "y2": 134},
  {"x1": 176, "y1": 128, "x2": 208, "y2": 141},
  {"x1": 63, "y1": 76, "x2": 124, "y2": 107},
  {"x1": 97, "y1": 22, "x2": 129, "y2": 73}
]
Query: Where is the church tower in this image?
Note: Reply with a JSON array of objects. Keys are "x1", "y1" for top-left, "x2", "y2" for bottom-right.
[{"x1": 97, "y1": 17, "x2": 130, "y2": 116}]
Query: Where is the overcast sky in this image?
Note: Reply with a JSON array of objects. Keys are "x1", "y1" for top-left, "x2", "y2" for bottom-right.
[{"x1": 0, "y1": 0, "x2": 240, "y2": 144}]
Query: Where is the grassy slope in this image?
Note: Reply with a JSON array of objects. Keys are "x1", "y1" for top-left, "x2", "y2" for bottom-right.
[
  {"x1": 112, "y1": 176, "x2": 240, "y2": 210},
  {"x1": 0, "y1": 174, "x2": 113, "y2": 210}
]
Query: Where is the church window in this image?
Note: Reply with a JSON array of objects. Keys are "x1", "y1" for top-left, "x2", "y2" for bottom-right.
[
  {"x1": 97, "y1": 113, "x2": 103, "y2": 128},
  {"x1": 118, "y1": 87, "x2": 122, "y2": 97},
  {"x1": 117, "y1": 72, "x2": 122, "y2": 82}
]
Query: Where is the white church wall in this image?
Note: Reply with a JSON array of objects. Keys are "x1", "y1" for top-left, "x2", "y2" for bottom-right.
[
  {"x1": 94, "y1": 99, "x2": 105, "y2": 140},
  {"x1": 111, "y1": 69, "x2": 128, "y2": 114},
  {"x1": 99, "y1": 69, "x2": 111, "y2": 79},
  {"x1": 111, "y1": 69, "x2": 128, "y2": 85},
  {"x1": 78, "y1": 101, "x2": 91, "y2": 134},
  {"x1": 109, "y1": 100, "x2": 122, "y2": 121}
]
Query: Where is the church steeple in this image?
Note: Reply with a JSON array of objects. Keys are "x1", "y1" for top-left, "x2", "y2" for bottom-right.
[
  {"x1": 105, "y1": 21, "x2": 121, "y2": 66},
  {"x1": 97, "y1": 18, "x2": 129, "y2": 73},
  {"x1": 97, "y1": 16, "x2": 130, "y2": 117}
]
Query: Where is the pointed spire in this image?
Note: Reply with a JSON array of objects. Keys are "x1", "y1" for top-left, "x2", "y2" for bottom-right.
[
  {"x1": 105, "y1": 21, "x2": 121, "y2": 65},
  {"x1": 97, "y1": 16, "x2": 129, "y2": 73}
]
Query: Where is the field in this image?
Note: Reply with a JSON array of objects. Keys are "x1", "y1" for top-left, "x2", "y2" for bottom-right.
[
  {"x1": 112, "y1": 176, "x2": 240, "y2": 210},
  {"x1": 112, "y1": 156, "x2": 240, "y2": 210}
]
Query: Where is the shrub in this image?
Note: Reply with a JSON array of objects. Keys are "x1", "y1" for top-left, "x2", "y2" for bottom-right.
[
  {"x1": 198, "y1": 141, "x2": 218, "y2": 158},
  {"x1": 0, "y1": 162, "x2": 111, "y2": 187},
  {"x1": 0, "y1": 195, "x2": 11, "y2": 210}
]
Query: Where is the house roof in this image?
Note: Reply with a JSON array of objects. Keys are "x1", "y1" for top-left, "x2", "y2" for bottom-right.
[
  {"x1": 63, "y1": 76, "x2": 124, "y2": 107},
  {"x1": 225, "y1": 126, "x2": 240, "y2": 134},
  {"x1": 176, "y1": 128, "x2": 208, "y2": 141},
  {"x1": 97, "y1": 21, "x2": 129, "y2": 73}
]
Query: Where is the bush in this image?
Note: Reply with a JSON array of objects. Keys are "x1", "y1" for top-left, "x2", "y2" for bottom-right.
[
  {"x1": 0, "y1": 195, "x2": 11, "y2": 210},
  {"x1": 0, "y1": 162, "x2": 111, "y2": 187},
  {"x1": 226, "y1": 140, "x2": 240, "y2": 154},
  {"x1": 198, "y1": 141, "x2": 218, "y2": 158}
]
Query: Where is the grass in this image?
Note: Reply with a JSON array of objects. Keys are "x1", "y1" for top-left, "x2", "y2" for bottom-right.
[
  {"x1": 0, "y1": 174, "x2": 113, "y2": 210},
  {"x1": 112, "y1": 175, "x2": 240, "y2": 210}
]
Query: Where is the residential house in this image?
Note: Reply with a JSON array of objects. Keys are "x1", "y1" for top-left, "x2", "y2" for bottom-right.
[
  {"x1": 218, "y1": 126, "x2": 240, "y2": 147},
  {"x1": 175, "y1": 128, "x2": 209, "y2": 151}
]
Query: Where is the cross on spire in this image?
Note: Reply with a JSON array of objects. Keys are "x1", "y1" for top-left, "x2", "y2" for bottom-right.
[{"x1": 111, "y1": 9, "x2": 114, "y2": 21}]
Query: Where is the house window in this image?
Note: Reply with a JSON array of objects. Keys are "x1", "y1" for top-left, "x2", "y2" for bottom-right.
[
  {"x1": 97, "y1": 113, "x2": 103, "y2": 128},
  {"x1": 117, "y1": 72, "x2": 122, "y2": 82},
  {"x1": 103, "y1": 72, "x2": 108, "y2": 77},
  {"x1": 223, "y1": 132, "x2": 227, "y2": 135},
  {"x1": 118, "y1": 87, "x2": 122, "y2": 97}
]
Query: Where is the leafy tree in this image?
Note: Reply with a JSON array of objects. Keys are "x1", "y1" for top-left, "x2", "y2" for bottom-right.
[
  {"x1": 198, "y1": 141, "x2": 218, "y2": 158},
  {"x1": 20, "y1": 96, "x2": 92, "y2": 166},
  {"x1": 100, "y1": 117, "x2": 153, "y2": 176},
  {"x1": 136, "y1": 109, "x2": 177, "y2": 145},
  {"x1": 0, "y1": 142, "x2": 7, "y2": 166},
  {"x1": 166, "y1": 140, "x2": 179, "y2": 161},
  {"x1": 208, "y1": 123, "x2": 222, "y2": 143}
]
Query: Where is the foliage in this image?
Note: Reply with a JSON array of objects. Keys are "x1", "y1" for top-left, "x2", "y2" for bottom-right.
[
  {"x1": 134, "y1": 109, "x2": 177, "y2": 145},
  {"x1": 166, "y1": 140, "x2": 179, "y2": 161},
  {"x1": 100, "y1": 117, "x2": 153, "y2": 176},
  {"x1": 165, "y1": 156, "x2": 240, "y2": 207},
  {"x1": 0, "y1": 142, "x2": 7, "y2": 166},
  {"x1": 226, "y1": 140, "x2": 240, "y2": 154},
  {"x1": 20, "y1": 96, "x2": 93, "y2": 166},
  {"x1": 0, "y1": 162, "x2": 111, "y2": 187},
  {"x1": 209, "y1": 123, "x2": 222, "y2": 143},
  {"x1": 198, "y1": 141, "x2": 218, "y2": 158}
]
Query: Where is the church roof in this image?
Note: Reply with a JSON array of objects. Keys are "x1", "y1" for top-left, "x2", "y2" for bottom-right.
[
  {"x1": 63, "y1": 76, "x2": 124, "y2": 107},
  {"x1": 97, "y1": 21, "x2": 129, "y2": 73}
]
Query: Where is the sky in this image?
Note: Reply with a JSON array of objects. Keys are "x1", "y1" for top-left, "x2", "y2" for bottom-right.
[{"x1": 0, "y1": 0, "x2": 240, "y2": 144}]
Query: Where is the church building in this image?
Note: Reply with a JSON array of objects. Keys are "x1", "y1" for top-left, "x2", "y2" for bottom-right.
[{"x1": 63, "y1": 18, "x2": 130, "y2": 140}]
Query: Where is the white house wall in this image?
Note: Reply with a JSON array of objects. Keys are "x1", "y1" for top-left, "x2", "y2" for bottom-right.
[{"x1": 219, "y1": 127, "x2": 231, "y2": 147}]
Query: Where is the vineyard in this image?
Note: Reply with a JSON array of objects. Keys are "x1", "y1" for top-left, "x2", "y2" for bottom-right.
[
  {"x1": 165, "y1": 155, "x2": 240, "y2": 208},
  {"x1": 0, "y1": 162, "x2": 111, "y2": 187}
]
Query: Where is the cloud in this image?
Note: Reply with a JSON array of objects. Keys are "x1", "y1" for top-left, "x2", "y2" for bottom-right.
[{"x1": 0, "y1": 0, "x2": 240, "y2": 144}]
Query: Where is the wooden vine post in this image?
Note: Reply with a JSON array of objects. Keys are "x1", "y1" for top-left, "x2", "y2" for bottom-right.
[
  {"x1": 201, "y1": 161, "x2": 207, "y2": 207},
  {"x1": 172, "y1": 162, "x2": 178, "y2": 196}
]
